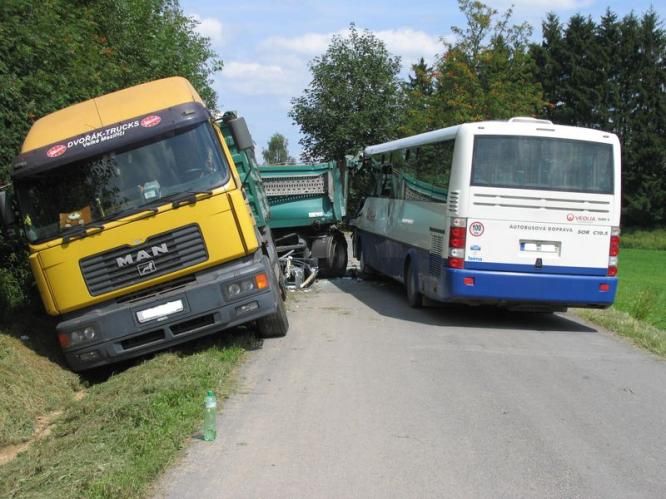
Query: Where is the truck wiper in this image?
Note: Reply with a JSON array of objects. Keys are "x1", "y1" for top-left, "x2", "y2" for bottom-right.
[
  {"x1": 164, "y1": 190, "x2": 214, "y2": 209},
  {"x1": 61, "y1": 207, "x2": 160, "y2": 244},
  {"x1": 106, "y1": 206, "x2": 159, "y2": 222},
  {"x1": 61, "y1": 222, "x2": 105, "y2": 244}
]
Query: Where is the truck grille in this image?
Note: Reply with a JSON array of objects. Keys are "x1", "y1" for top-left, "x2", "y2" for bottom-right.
[{"x1": 80, "y1": 224, "x2": 207, "y2": 296}]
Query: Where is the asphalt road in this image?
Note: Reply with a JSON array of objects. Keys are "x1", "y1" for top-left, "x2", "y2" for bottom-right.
[{"x1": 154, "y1": 277, "x2": 666, "y2": 499}]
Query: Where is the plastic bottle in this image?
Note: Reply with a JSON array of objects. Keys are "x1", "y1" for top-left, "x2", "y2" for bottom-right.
[{"x1": 203, "y1": 390, "x2": 217, "y2": 441}]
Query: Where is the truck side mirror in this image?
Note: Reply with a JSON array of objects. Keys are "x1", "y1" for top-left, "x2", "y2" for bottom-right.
[
  {"x1": 0, "y1": 190, "x2": 16, "y2": 229},
  {"x1": 227, "y1": 117, "x2": 254, "y2": 152}
]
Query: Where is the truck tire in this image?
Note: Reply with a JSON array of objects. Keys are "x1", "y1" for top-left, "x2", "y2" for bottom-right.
[
  {"x1": 405, "y1": 262, "x2": 423, "y2": 308},
  {"x1": 326, "y1": 234, "x2": 348, "y2": 277},
  {"x1": 256, "y1": 266, "x2": 289, "y2": 338},
  {"x1": 256, "y1": 296, "x2": 289, "y2": 338},
  {"x1": 316, "y1": 232, "x2": 348, "y2": 278}
]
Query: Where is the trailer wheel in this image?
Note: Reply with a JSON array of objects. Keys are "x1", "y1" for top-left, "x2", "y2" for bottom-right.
[
  {"x1": 405, "y1": 262, "x2": 423, "y2": 308},
  {"x1": 256, "y1": 269, "x2": 289, "y2": 338},
  {"x1": 328, "y1": 234, "x2": 348, "y2": 277},
  {"x1": 318, "y1": 233, "x2": 348, "y2": 278}
]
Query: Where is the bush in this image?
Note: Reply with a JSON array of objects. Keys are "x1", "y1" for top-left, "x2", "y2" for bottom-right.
[{"x1": 0, "y1": 267, "x2": 26, "y2": 320}]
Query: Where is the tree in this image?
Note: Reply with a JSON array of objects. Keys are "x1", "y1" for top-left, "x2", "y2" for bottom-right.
[
  {"x1": 532, "y1": 9, "x2": 666, "y2": 226},
  {"x1": 262, "y1": 133, "x2": 295, "y2": 164},
  {"x1": 289, "y1": 24, "x2": 402, "y2": 162},
  {"x1": 429, "y1": 0, "x2": 544, "y2": 127},
  {"x1": 398, "y1": 58, "x2": 438, "y2": 136}
]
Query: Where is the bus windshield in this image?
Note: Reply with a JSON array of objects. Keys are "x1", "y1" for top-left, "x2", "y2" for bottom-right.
[
  {"x1": 471, "y1": 135, "x2": 614, "y2": 194},
  {"x1": 15, "y1": 122, "x2": 230, "y2": 243}
]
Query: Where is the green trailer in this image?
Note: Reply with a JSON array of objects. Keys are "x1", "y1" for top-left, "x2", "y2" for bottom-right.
[{"x1": 258, "y1": 161, "x2": 350, "y2": 282}]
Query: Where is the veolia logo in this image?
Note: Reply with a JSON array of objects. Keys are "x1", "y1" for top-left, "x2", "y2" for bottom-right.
[
  {"x1": 566, "y1": 213, "x2": 575, "y2": 222},
  {"x1": 140, "y1": 115, "x2": 162, "y2": 128},
  {"x1": 46, "y1": 144, "x2": 67, "y2": 158}
]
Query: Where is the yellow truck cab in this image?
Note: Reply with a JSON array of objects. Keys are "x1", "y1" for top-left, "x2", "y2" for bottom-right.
[{"x1": 6, "y1": 77, "x2": 288, "y2": 371}]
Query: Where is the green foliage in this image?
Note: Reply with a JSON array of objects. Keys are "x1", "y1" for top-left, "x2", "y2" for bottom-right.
[
  {"x1": 262, "y1": 133, "x2": 295, "y2": 165},
  {"x1": 621, "y1": 228, "x2": 666, "y2": 250},
  {"x1": 401, "y1": 0, "x2": 544, "y2": 135},
  {"x1": 290, "y1": 24, "x2": 402, "y2": 162},
  {"x1": 532, "y1": 8, "x2": 666, "y2": 227}
]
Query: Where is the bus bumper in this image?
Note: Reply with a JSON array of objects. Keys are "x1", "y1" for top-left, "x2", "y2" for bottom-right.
[
  {"x1": 443, "y1": 268, "x2": 618, "y2": 308},
  {"x1": 58, "y1": 250, "x2": 279, "y2": 371}
]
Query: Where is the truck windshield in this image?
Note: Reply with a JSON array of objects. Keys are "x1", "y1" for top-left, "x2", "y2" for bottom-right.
[
  {"x1": 471, "y1": 135, "x2": 614, "y2": 194},
  {"x1": 15, "y1": 122, "x2": 230, "y2": 243}
]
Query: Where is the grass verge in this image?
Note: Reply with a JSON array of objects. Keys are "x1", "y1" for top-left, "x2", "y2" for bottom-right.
[
  {"x1": 614, "y1": 248, "x2": 666, "y2": 330},
  {"x1": 621, "y1": 228, "x2": 666, "y2": 251},
  {"x1": 576, "y1": 307, "x2": 666, "y2": 357},
  {"x1": 0, "y1": 325, "x2": 250, "y2": 499},
  {"x1": 0, "y1": 334, "x2": 79, "y2": 447}
]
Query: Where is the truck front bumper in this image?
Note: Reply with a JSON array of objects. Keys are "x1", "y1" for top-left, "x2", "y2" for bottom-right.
[{"x1": 58, "y1": 251, "x2": 279, "y2": 371}]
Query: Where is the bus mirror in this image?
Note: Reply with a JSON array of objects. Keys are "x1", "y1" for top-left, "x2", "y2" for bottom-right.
[
  {"x1": 227, "y1": 116, "x2": 254, "y2": 152},
  {"x1": 0, "y1": 190, "x2": 16, "y2": 229}
]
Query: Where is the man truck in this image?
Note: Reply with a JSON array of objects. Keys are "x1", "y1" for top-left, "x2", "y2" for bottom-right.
[{"x1": 0, "y1": 77, "x2": 288, "y2": 371}]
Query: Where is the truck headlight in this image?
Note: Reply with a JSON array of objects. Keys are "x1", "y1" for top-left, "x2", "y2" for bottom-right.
[
  {"x1": 224, "y1": 273, "x2": 267, "y2": 300},
  {"x1": 58, "y1": 326, "x2": 97, "y2": 348}
]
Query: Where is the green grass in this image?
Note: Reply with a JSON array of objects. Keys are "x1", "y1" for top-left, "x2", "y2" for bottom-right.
[
  {"x1": 614, "y1": 248, "x2": 666, "y2": 331},
  {"x1": 576, "y1": 246, "x2": 666, "y2": 357},
  {"x1": 576, "y1": 307, "x2": 666, "y2": 357},
  {"x1": 0, "y1": 318, "x2": 249, "y2": 499},
  {"x1": 621, "y1": 228, "x2": 666, "y2": 251},
  {"x1": 0, "y1": 334, "x2": 79, "y2": 447}
]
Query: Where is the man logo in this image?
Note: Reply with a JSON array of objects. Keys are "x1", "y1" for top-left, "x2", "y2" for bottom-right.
[
  {"x1": 137, "y1": 261, "x2": 157, "y2": 276},
  {"x1": 116, "y1": 243, "x2": 169, "y2": 267}
]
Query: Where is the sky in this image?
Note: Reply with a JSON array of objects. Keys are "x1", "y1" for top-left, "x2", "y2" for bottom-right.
[{"x1": 180, "y1": 0, "x2": 664, "y2": 161}]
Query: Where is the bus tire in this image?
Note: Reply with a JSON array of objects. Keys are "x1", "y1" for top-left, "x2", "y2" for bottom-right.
[
  {"x1": 406, "y1": 262, "x2": 423, "y2": 308},
  {"x1": 256, "y1": 292, "x2": 289, "y2": 338},
  {"x1": 358, "y1": 246, "x2": 374, "y2": 279}
]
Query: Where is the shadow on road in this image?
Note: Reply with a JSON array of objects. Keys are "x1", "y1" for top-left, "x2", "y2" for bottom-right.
[{"x1": 327, "y1": 274, "x2": 598, "y2": 334}]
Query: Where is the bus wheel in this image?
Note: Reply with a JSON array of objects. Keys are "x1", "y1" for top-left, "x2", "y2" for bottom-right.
[
  {"x1": 358, "y1": 246, "x2": 374, "y2": 279},
  {"x1": 405, "y1": 262, "x2": 423, "y2": 308}
]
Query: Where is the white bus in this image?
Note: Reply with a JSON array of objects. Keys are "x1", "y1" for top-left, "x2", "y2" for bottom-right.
[{"x1": 352, "y1": 117, "x2": 621, "y2": 311}]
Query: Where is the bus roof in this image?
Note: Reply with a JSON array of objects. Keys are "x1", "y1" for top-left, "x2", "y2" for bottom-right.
[
  {"x1": 21, "y1": 77, "x2": 204, "y2": 154},
  {"x1": 364, "y1": 117, "x2": 618, "y2": 156}
]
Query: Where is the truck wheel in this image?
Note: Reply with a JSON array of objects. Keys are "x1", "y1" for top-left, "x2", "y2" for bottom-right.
[
  {"x1": 256, "y1": 268, "x2": 289, "y2": 338},
  {"x1": 405, "y1": 262, "x2": 423, "y2": 308},
  {"x1": 256, "y1": 297, "x2": 289, "y2": 338},
  {"x1": 328, "y1": 234, "x2": 348, "y2": 277},
  {"x1": 319, "y1": 233, "x2": 348, "y2": 278}
]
